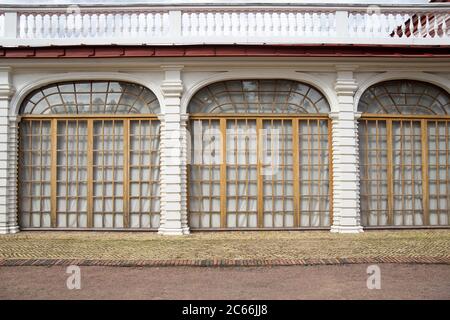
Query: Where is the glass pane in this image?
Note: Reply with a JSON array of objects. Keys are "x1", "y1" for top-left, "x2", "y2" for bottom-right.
[
  {"x1": 21, "y1": 81, "x2": 160, "y2": 115},
  {"x1": 188, "y1": 80, "x2": 330, "y2": 114},
  {"x1": 358, "y1": 80, "x2": 450, "y2": 115}
]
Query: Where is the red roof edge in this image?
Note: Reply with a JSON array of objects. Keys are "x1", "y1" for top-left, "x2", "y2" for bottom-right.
[{"x1": 0, "y1": 44, "x2": 449, "y2": 59}]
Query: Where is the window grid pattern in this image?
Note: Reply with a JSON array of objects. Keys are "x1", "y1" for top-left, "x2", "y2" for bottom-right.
[
  {"x1": 428, "y1": 120, "x2": 450, "y2": 226},
  {"x1": 359, "y1": 80, "x2": 450, "y2": 227},
  {"x1": 298, "y1": 119, "x2": 330, "y2": 227},
  {"x1": 188, "y1": 80, "x2": 331, "y2": 114},
  {"x1": 188, "y1": 117, "x2": 331, "y2": 229},
  {"x1": 19, "y1": 118, "x2": 160, "y2": 229},
  {"x1": 20, "y1": 81, "x2": 160, "y2": 115},
  {"x1": 19, "y1": 120, "x2": 52, "y2": 228},
  {"x1": 56, "y1": 120, "x2": 88, "y2": 228},
  {"x1": 359, "y1": 118, "x2": 450, "y2": 227},
  {"x1": 358, "y1": 80, "x2": 450, "y2": 115},
  {"x1": 129, "y1": 120, "x2": 161, "y2": 228}
]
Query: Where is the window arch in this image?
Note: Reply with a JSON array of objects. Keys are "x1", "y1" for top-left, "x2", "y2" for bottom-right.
[
  {"x1": 188, "y1": 79, "x2": 332, "y2": 230},
  {"x1": 358, "y1": 80, "x2": 450, "y2": 115},
  {"x1": 358, "y1": 80, "x2": 450, "y2": 227},
  {"x1": 188, "y1": 79, "x2": 330, "y2": 114},
  {"x1": 18, "y1": 80, "x2": 160, "y2": 230},
  {"x1": 20, "y1": 80, "x2": 160, "y2": 115}
]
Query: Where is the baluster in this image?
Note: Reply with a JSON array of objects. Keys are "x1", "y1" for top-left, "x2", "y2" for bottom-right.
[
  {"x1": 230, "y1": 12, "x2": 238, "y2": 36},
  {"x1": 330, "y1": 12, "x2": 336, "y2": 36},
  {"x1": 280, "y1": 12, "x2": 287, "y2": 36},
  {"x1": 408, "y1": 14, "x2": 415, "y2": 38},
  {"x1": 296, "y1": 12, "x2": 304, "y2": 36},
  {"x1": 433, "y1": 14, "x2": 439, "y2": 38},
  {"x1": 18, "y1": 14, "x2": 25, "y2": 38},
  {"x1": 162, "y1": 12, "x2": 169, "y2": 35},
  {"x1": 198, "y1": 12, "x2": 206, "y2": 36},
  {"x1": 82, "y1": 14, "x2": 89, "y2": 38},
  {"x1": 146, "y1": 13, "x2": 154, "y2": 36},
  {"x1": 180, "y1": 13, "x2": 186, "y2": 36},
  {"x1": 34, "y1": 14, "x2": 42, "y2": 38},
  {"x1": 223, "y1": 12, "x2": 231, "y2": 36},
  {"x1": 313, "y1": 13, "x2": 320, "y2": 36},
  {"x1": 105, "y1": 14, "x2": 113, "y2": 37},
  {"x1": 129, "y1": 13, "x2": 137, "y2": 37},
  {"x1": 155, "y1": 13, "x2": 162, "y2": 37},
  {"x1": 27, "y1": 14, "x2": 34, "y2": 39},
  {"x1": 240, "y1": 12, "x2": 248, "y2": 38},
  {"x1": 56, "y1": 14, "x2": 63, "y2": 38},
  {"x1": 98, "y1": 14, "x2": 106, "y2": 37},
  {"x1": 190, "y1": 13, "x2": 198, "y2": 36},
  {"x1": 205, "y1": 12, "x2": 213, "y2": 36},
  {"x1": 379, "y1": 13, "x2": 389, "y2": 36},
  {"x1": 42, "y1": 14, "x2": 50, "y2": 38},
  {"x1": 122, "y1": 13, "x2": 130, "y2": 37},
  {"x1": 320, "y1": 12, "x2": 328, "y2": 36},
  {"x1": 287, "y1": 12, "x2": 295, "y2": 36},
  {"x1": 305, "y1": 13, "x2": 312, "y2": 36},
  {"x1": 255, "y1": 12, "x2": 263, "y2": 35},
  {"x1": 416, "y1": 13, "x2": 422, "y2": 37},
  {"x1": 248, "y1": 12, "x2": 256, "y2": 37}
]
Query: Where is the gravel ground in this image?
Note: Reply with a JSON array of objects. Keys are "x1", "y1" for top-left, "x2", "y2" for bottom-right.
[
  {"x1": 0, "y1": 230, "x2": 449, "y2": 260},
  {"x1": 0, "y1": 264, "x2": 449, "y2": 300}
]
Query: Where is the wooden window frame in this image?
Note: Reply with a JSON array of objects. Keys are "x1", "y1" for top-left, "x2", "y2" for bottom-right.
[
  {"x1": 18, "y1": 114, "x2": 160, "y2": 230},
  {"x1": 188, "y1": 114, "x2": 333, "y2": 230},
  {"x1": 359, "y1": 113, "x2": 450, "y2": 227}
]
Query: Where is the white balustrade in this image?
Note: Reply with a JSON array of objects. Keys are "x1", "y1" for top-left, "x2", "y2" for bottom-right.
[{"x1": 0, "y1": 6, "x2": 448, "y2": 46}]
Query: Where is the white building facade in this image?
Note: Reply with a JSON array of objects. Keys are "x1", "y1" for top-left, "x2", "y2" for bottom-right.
[{"x1": 0, "y1": 2, "x2": 449, "y2": 235}]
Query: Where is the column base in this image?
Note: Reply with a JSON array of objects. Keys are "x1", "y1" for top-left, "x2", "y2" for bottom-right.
[
  {"x1": 158, "y1": 227, "x2": 190, "y2": 236},
  {"x1": 330, "y1": 225, "x2": 364, "y2": 234},
  {"x1": 0, "y1": 224, "x2": 20, "y2": 234}
]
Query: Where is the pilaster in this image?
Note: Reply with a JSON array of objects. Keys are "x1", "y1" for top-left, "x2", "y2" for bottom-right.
[
  {"x1": 0, "y1": 67, "x2": 19, "y2": 234},
  {"x1": 330, "y1": 65, "x2": 364, "y2": 233},
  {"x1": 158, "y1": 65, "x2": 189, "y2": 235}
]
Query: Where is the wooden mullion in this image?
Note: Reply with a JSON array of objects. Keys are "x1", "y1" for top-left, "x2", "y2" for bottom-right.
[
  {"x1": 86, "y1": 119, "x2": 94, "y2": 228},
  {"x1": 220, "y1": 118, "x2": 227, "y2": 228},
  {"x1": 50, "y1": 119, "x2": 58, "y2": 228},
  {"x1": 256, "y1": 118, "x2": 263, "y2": 228},
  {"x1": 328, "y1": 119, "x2": 333, "y2": 225},
  {"x1": 421, "y1": 119, "x2": 430, "y2": 225},
  {"x1": 123, "y1": 119, "x2": 130, "y2": 228},
  {"x1": 292, "y1": 119, "x2": 300, "y2": 227},
  {"x1": 386, "y1": 119, "x2": 394, "y2": 225}
]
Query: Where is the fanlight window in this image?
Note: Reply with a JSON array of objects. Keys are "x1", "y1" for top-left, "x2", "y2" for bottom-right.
[
  {"x1": 188, "y1": 79, "x2": 330, "y2": 114},
  {"x1": 358, "y1": 80, "x2": 450, "y2": 115},
  {"x1": 20, "y1": 81, "x2": 160, "y2": 115}
]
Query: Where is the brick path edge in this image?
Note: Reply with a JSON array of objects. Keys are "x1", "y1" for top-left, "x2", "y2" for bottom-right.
[{"x1": 0, "y1": 256, "x2": 449, "y2": 267}]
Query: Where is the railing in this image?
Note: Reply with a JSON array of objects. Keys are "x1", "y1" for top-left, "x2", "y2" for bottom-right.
[{"x1": 0, "y1": 5, "x2": 449, "y2": 47}]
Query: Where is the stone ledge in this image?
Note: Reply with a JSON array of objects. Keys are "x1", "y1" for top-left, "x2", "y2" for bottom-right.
[{"x1": 0, "y1": 256, "x2": 449, "y2": 267}]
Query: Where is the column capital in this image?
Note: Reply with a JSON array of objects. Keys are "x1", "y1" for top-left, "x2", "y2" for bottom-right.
[
  {"x1": 334, "y1": 65, "x2": 358, "y2": 96},
  {"x1": 0, "y1": 67, "x2": 15, "y2": 101},
  {"x1": 161, "y1": 65, "x2": 184, "y2": 97}
]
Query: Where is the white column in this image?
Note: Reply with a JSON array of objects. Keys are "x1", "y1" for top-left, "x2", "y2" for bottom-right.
[
  {"x1": 0, "y1": 67, "x2": 19, "y2": 234},
  {"x1": 158, "y1": 65, "x2": 189, "y2": 235},
  {"x1": 330, "y1": 66, "x2": 363, "y2": 233}
]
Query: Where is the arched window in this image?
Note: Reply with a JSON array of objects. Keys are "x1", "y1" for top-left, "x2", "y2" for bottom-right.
[
  {"x1": 20, "y1": 81, "x2": 160, "y2": 115},
  {"x1": 358, "y1": 80, "x2": 450, "y2": 227},
  {"x1": 188, "y1": 79, "x2": 332, "y2": 229},
  {"x1": 19, "y1": 81, "x2": 161, "y2": 230},
  {"x1": 188, "y1": 79, "x2": 330, "y2": 114}
]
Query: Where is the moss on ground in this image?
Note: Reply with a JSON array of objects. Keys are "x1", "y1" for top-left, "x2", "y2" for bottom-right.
[{"x1": 0, "y1": 230, "x2": 449, "y2": 260}]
